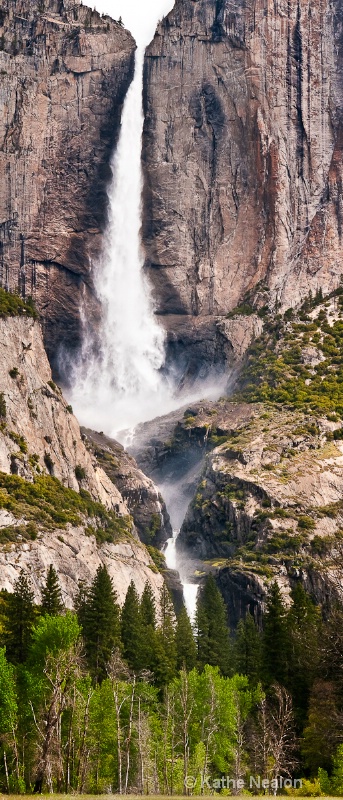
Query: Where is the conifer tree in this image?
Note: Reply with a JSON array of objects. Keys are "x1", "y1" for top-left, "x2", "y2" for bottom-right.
[
  {"x1": 262, "y1": 581, "x2": 288, "y2": 686},
  {"x1": 287, "y1": 583, "x2": 320, "y2": 724},
  {"x1": 153, "y1": 585, "x2": 177, "y2": 686},
  {"x1": 80, "y1": 565, "x2": 121, "y2": 683},
  {"x1": 196, "y1": 573, "x2": 231, "y2": 675},
  {"x1": 175, "y1": 605, "x2": 197, "y2": 671},
  {"x1": 41, "y1": 565, "x2": 63, "y2": 616},
  {"x1": 139, "y1": 581, "x2": 157, "y2": 672},
  {"x1": 121, "y1": 580, "x2": 142, "y2": 673},
  {"x1": 4, "y1": 569, "x2": 36, "y2": 663},
  {"x1": 140, "y1": 581, "x2": 156, "y2": 628},
  {"x1": 234, "y1": 612, "x2": 262, "y2": 685}
]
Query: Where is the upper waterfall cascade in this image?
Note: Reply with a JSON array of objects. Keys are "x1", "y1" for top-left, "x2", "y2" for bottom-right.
[{"x1": 69, "y1": 44, "x2": 170, "y2": 436}]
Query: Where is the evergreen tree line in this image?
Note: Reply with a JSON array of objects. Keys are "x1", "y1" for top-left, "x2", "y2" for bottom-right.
[{"x1": 1, "y1": 567, "x2": 343, "y2": 793}]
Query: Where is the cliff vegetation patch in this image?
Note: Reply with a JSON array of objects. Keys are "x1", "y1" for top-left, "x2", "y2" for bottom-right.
[
  {"x1": 235, "y1": 287, "x2": 343, "y2": 418},
  {"x1": 0, "y1": 472, "x2": 132, "y2": 543},
  {"x1": 0, "y1": 288, "x2": 37, "y2": 319}
]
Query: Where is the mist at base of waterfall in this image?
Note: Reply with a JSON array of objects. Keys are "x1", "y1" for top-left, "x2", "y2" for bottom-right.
[{"x1": 70, "y1": 362, "x2": 226, "y2": 444}]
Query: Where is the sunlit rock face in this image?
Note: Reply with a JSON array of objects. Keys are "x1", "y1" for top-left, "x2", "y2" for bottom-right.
[
  {"x1": 0, "y1": 1, "x2": 135, "y2": 370},
  {"x1": 142, "y1": 0, "x2": 343, "y2": 374}
]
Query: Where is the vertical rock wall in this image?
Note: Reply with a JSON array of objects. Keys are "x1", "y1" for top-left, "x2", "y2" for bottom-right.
[
  {"x1": 0, "y1": 1, "x2": 135, "y2": 368},
  {"x1": 143, "y1": 0, "x2": 343, "y2": 372}
]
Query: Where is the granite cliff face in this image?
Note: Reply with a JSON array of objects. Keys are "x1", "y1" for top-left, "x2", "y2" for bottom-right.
[
  {"x1": 0, "y1": 0, "x2": 135, "y2": 369},
  {"x1": 143, "y1": 0, "x2": 343, "y2": 375},
  {"x1": 0, "y1": 313, "x2": 167, "y2": 607}
]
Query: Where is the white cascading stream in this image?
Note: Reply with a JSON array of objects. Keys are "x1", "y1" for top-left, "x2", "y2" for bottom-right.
[{"x1": 69, "y1": 46, "x2": 170, "y2": 435}]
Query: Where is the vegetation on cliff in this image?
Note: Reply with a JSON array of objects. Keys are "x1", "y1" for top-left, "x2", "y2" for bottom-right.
[
  {"x1": 235, "y1": 288, "x2": 343, "y2": 418},
  {"x1": 0, "y1": 288, "x2": 37, "y2": 320},
  {"x1": 0, "y1": 472, "x2": 133, "y2": 545}
]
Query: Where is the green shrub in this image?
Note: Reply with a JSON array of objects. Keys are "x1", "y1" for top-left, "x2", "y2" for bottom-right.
[
  {"x1": 226, "y1": 302, "x2": 255, "y2": 319},
  {"x1": 147, "y1": 545, "x2": 166, "y2": 572},
  {"x1": 0, "y1": 288, "x2": 37, "y2": 319},
  {"x1": 8, "y1": 431, "x2": 27, "y2": 454},
  {"x1": 44, "y1": 453, "x2": 54, "y2": 474},
  {"x1": 298, "y1": 515, "x2": 315, "y2": 530},
  {"x1": 0, "y1": 393, "x2": 6, "y2": 419},
  {"x1": 9, "y1": 367, "x2": 19, "y2": 379},
  {"x1": 75, "y1": 465, "x2": 86, "y2": 481}
]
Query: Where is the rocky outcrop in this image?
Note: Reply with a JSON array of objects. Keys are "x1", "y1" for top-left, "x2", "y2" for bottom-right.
[
  {"x1": 82, "y1": 427, "x2": 172, "y2": 546},
  {"x1": 0, "y1": 316, "x2": 127, "y2": 509},
  {"x1": 0, "y1": 314, "x2": 168, "y2": 606},
  {"x1": 143, "y1": 0, "x2": 343, "y2": 375},
  {"x1": 0, "y1": 523, "x2": 164, "y2": 609},
  {"x1": 0, "y1": 0, "x2": 135, "y2": 371},
  {"x1": 177, "y1": 402, "x2": 343, "y2": 614}
]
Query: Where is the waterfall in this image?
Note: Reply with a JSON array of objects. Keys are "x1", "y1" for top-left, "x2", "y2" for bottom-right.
[
  {"x1": 70, "y1": 46, "x2": 171, "y2": 436},
  {"x1": 69, "y1": 1, "x2": 220, "y2": 621}
]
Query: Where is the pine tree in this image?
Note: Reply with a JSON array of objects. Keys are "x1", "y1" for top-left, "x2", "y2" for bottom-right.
[
  {"x1": 196, "y1": 574, "x2": 231, "y2": 675},
  {"x1": 139, "y1": 581, "x2": 157, "y2": 672},
  {"x1": 287, "y1": 583, "x2": 320, "y2": 724},
  {"x1": 80, "y1": 565, "x2": 121, "y2": 683},
  {"x1": 121, "y1": 581, "x2": 142, "y2": 673},
  {"x1": 175, "y1": 605, "x2": 197, "y2": 671},
  {"x1": 140, "y1": 581, "x2": 156, "y2": 628},
  {"x1": 262, "y1": 581, "x2": 289, "y2": 686},
  {"x1": 234, "y1": 612, "x2": 262, "y2": 685},
  {"x1": 152, "y1": 585, "x2": 177, "y2": 686},
  {"x1": 4, "y1": 569, "x2": 36, "y2": 663},
  {"x1": 41, "y1": 565, "x2": 63, "y2": 616}
]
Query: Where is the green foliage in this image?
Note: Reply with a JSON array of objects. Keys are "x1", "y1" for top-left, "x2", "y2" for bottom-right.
[
  {"x1": 226, "y1": 302, "x2": 255, "y2": 318},
  {"x1": 331, "y1": 744, "x2": 343, "y2": 795},
  {"x1": 233, "y1": 611, "x2": 262, "y2": 685},
  {"x1": 147, "y1": 545, "x2": 166, "y2": 571},
  {"x1": 302, "y1": 681, "x2": 341, "y2": 773},
  {"x1": 262, "y1": 581, "x2": 289, "y2": 686},
  {"x1": 298, "y1": 514, "x2": 315, "y2": 530},
  {"x1": 0, "y1": 564, "x2": 342, "y2": 792},
  {"x1": 75, "y1": 464, "x2": 86, "y2": 481},
  {"x1": 77, "y1": 565, "x2": 121, "y2": 683},
  {"x1": 0, "y1": 647, "x2": 17, "y2": 735},
  {"x1": 175, "y1": 605, "x2": 197, "y2": 672},
  {"x1": 287, "y1": 584, "x2": 321, "y2": 726},
  {"x1": 235, "y1": 290, "x2": 343, "y2": 417},
  {"x1": 0, "y1": 393, "x2": 6, "y2": 419},
  {"x1": 120, "y1": 580, "x2": 142, "y2": 673},
  {"x1": 152, "y1": 585, "x2": 177, "y2": 686},
  {"x1": 41, "y1": 565, "x2": 64, "y2": 616},
  {"x1": 9, "y1": 430, "x2": 27, "y2": 453},
  {"x1": 0, "y1": 471, "x2": 133, "y2": 540},
  {"x1": 29, "y1": 611, "x2": 81, "y2": 666},
  {"x1": 3, "y1": 569, "x2": 36, "y2": 663},
  {"x1": 196, "y1": 574, "x2": 231, "y2": 676},
  {"x1": 9, "y1": 367, "x2": 19, "y2": 379},
  {"x1": 146, "y1": 512, "x2": 162, "y2": 542},
  {"x1": 0, "y1": 288, "x2": 38, "y2": 319}
]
